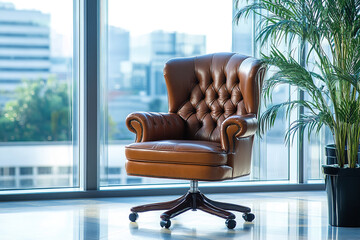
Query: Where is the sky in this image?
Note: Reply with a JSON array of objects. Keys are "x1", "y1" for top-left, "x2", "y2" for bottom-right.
[
  {"x1": 4, "y1": 0, "x2": 73, "y2": 36},
  {"x1": 107, "y1": 0, "x2": 233, "y2": 53},
  {"x1": 5, "y1": 0, "x2": 236, "y2": 54}
]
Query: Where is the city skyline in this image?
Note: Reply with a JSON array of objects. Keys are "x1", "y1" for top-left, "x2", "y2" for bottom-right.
[
  {"x1": 4, "y1": 0, "x2": 234, "y2": 54},
  {"x1": 0, "y1": 2, "x2": 210, "y2": 94},
  {"x1": 0, "y1": 0, "x2": 276, "y2": 190}
]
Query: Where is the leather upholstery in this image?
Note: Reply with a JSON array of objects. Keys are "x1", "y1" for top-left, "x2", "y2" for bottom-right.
[
  {"x1": 126, "y1": 140, "x2": 227, "y2": 166},
  {"x1": 220, "y1": 114, "x2": 257, "y2": 152},
  {"x1": 126, "y1": 112, "x2": 185, "y2": 142},
  {"x1": 125, "y1": 53, "x2": 266, "y2": 181},
  {"x1": 165, "y1": 53, "x2": 263, "y2": 142},
  {"x1": 126, "y1": 161, "x2": 233, "y2": 181}
]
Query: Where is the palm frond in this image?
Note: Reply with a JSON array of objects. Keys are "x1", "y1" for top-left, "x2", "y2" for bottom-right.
[
  {"x1": 262, "y1": 48, "x2": 331, "y2": 110},
  {"x1": 284, "y1": 111, "x2": 333, "y2": 145},
  {"x1": 235, "y1": 0, "x2": 360, "y2": 167},
  {"x1": 258, "y1": 99, "x2": 319, "y2": 135}
]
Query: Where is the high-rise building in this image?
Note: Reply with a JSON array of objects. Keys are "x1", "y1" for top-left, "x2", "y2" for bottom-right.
[
  {"x1": 106, "y1": 30, "x2": 206, "y2": 141},
  {"x1": 0, "y1": 3, "x2": 74, "y2": 189},
  {"x1": 131, "y1": 30, "x2": 206, "y2": 96},
  {"x1": 0, "y1": 2, "x2": 51, "y2": 96},
  {"x1": 107, "y1": 26, "x2": 130, "y2": 90}
]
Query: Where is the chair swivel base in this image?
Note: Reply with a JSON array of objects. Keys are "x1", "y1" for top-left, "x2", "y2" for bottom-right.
[{"x1": 128, "y1": 181, "x2": 255, "y2": 229}]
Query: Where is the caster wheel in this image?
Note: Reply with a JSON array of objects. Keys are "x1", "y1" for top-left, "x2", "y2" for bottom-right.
[
  {"x1": 226, "y1": 219, "x2": 236, "y2": 229},
  {"x1": 160, "y1": 219, "x2": 171, "y2": 229},
  {"x1": 129, "y1": 212, "x2": 139, "y2": 222},
  {"x1": 242, "y1": 213, "x2": 255, "y2": 222}
]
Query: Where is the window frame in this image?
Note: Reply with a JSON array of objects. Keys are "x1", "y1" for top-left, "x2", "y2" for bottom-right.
[{"x1": 0, "y1": 0, "x2": 324, "y2": 201}]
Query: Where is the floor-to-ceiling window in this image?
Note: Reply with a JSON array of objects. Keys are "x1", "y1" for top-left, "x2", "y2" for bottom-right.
[
  {"x1": 0, "y1": 0, "x2": 79, "y2": 189},
  {"x1": 99, "y1": 0, "x2": 296, "y2": 187},
  {"x1": 99, "y1": 0, "x2": 234, "y2": 186},
  {"x1": 0, "y1": 0, "x2": 325, "y2": 195}
]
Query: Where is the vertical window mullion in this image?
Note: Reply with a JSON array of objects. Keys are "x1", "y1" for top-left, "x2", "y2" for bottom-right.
[
  {"x1": 84, "y1": 0, "x2": 100, "y2": 191},
  {"x1": 298, "y1": 39, "x2": 307, "y2": 184}
]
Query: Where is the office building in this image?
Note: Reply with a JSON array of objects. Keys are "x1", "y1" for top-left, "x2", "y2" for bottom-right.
[
  {"x1": 0, "y1": 2, "x2": 50, "y2": 109},
  {"x1": 131, "y1": 30, "x2": 206, "y2": 96}
]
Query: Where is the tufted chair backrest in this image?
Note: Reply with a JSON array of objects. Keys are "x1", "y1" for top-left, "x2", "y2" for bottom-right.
[{"x1": 164, "y1": 53, "x2": 264, "y2": 142}]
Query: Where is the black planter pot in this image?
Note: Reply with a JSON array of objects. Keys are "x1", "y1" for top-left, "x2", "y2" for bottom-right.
[{"x1": 323, "y1": 165, "x2": 360, "y2": 227}]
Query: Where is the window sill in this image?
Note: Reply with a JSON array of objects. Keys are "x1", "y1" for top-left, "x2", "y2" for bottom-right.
[{"x1": 0, "y1": 180, "x2": 325, "y2": 202}]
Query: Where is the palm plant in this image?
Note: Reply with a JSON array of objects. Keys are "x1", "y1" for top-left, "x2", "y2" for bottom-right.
[{"x1": 234, "y1": 0, "x2": 360, "y2": 168}]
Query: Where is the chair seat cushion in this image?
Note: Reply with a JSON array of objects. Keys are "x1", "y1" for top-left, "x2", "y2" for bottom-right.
[{"x1": 125, "y1": 140, "x2": 227, "y2": 166}]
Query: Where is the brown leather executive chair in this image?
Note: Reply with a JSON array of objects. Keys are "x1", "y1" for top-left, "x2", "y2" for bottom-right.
[{"x1": 125, "y1": 52, "x2": 266, "y2": 229}]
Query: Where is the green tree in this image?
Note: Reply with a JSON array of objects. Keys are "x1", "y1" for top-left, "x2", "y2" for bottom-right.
[{"x1": 0, "y1": 78, "x2": 72, "y2": 141}]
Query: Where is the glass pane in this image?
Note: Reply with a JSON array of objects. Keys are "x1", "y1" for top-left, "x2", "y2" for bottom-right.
[
  {"x1": 232, "y1": 0, "x2": 254, "y2": 56},
  {"x1": 304, "y1": 43, "x2": 332, "y2": 181},
  {"x1": 236, "y1": 28, "x2": 291, "y2": 181},
  {"x1": 100, "y1": 0, "x2": 234, "y2": 186},
  {"x1": 100, "y1": 0, "x2": 289, "y2": 186},
  {"x1": 254, "y1": 84, "x2": 290, "y2": 181},
  {"x1": 304, "y1": 117, "x2": 331, "y2": 180},
  {"x1": 0, "y1": 1, "x2": 79, "y2": 189}
]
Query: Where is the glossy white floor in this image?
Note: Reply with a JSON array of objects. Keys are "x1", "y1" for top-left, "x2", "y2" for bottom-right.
[{"x1": 0, "y1": 191, "x2": 359, "y2": 240}]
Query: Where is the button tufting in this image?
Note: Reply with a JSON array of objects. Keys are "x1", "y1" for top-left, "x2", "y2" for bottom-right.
[{"x1": 164, "y1": 53, "x2": 263, "y2": 142}]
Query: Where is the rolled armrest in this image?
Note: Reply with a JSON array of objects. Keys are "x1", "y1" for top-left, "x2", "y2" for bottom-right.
[
  {"x1": 126, "y1": 112, "x2": 185, "y2": 142},
  {"x1": 220, "y1": 114, "x2": 258, "y2": 152}
]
